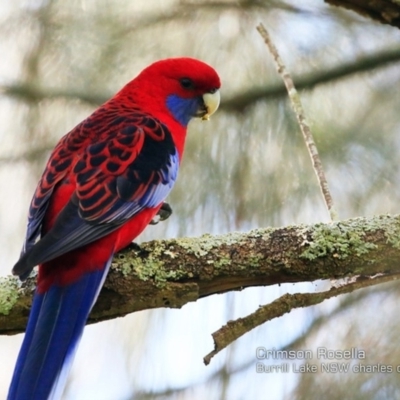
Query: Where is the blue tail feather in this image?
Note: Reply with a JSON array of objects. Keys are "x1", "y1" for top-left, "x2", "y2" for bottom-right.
[{"x1": 8, "y1": 258, "x2": 112, "y2": 400}]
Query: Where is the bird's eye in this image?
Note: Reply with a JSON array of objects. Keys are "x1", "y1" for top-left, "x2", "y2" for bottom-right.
[{"x1": 180, "y1": 78, "x2": 195, "y2": 90}]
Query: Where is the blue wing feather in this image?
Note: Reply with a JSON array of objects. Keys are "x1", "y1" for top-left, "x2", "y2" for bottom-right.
[{"x1": 23, "y1": 184, "x2": 54, "y2": 255}]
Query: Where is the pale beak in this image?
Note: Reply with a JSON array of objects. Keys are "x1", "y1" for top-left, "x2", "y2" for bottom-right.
[{"x1": 201, "y1": 90, "x2": 220, "y2": 121}]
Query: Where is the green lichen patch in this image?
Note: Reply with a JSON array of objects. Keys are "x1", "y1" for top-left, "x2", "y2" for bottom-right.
[
  {"x1": 300, "y1": 218, "x2": 378, "y2": 261},
  {"x1": 131, "y1": 256, "x2": 164, "y2": 282},
  {"x1": 174, "y1": 230, "x2": 268, "y2": 258},
  {"x1": 247, "y1": 227, "x2": 274, "y2": 240},
  {"x1": 213, "y1": 256, "x2": 231, "y2": 269},
  {"x1": 375, "y1": 214, "x2": 400, "y2": 249},
  {"x1": 114, "y1": 242, "x2": 188, "y2": 287},
  {"x1": 337, "y1": 214, "x2": 400, "y2": 250},
  {"x1": 112, "y1": 253, "x2": 135, "y2": 276},
  {"x1": 0, "y1": 276, "x2": 19, "y2": 315},
  {"x1": 247, "y1": 254, "x2": 264, "y2": 268}
]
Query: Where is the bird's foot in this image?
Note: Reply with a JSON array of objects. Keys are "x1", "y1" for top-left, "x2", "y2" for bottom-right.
[
  {"x1": 124, "y1": 242, "x2": 142, "y2": 252},
  {"x1": 150, "y1": 202, "x2": 173, "y2": 225}
]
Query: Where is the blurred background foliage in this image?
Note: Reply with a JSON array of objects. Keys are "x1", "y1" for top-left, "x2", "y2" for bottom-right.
[{"x1": 1, "y1": 0, "x2": 400, "y2": 399}]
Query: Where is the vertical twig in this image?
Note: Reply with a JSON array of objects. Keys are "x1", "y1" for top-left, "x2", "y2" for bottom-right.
[{"x1": 256, "y1": 23, "x2": 338, "y2": 221}]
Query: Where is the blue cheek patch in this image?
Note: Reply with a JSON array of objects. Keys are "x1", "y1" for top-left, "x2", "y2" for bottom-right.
[{"x1": 166, "y1": 95, "x2": 201, "y2": 126}]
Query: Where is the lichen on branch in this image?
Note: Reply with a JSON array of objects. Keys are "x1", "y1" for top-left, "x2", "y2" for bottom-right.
[{"x1": 1, "y1": 214, "x2": 400, "y2": 339}]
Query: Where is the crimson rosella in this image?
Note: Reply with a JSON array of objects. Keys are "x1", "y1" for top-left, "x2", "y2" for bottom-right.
[{"x1": 8, "y1": 57, "x2": 221, "y2": 400}]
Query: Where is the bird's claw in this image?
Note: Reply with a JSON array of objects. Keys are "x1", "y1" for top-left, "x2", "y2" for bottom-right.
[
  {"x1": 150, "y1": 202, "x2": 173, "y2": 225},
  {"x1": 125, "y1": 242, "x2": 142, "y2": 252}
]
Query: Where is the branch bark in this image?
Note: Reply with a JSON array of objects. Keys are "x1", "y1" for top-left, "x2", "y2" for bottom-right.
[
  {"x1": 326, "y1": 0, "x2": 400, "y2": 28},
  {"x1": 2, "y1": 214, "x2": 400, "y2": 336}
]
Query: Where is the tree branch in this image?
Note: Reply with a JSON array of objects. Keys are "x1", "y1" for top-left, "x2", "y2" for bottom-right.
[
  {"x1": 326, "y1": 0, "x2": 400, "y2": 29},
  {"x1": 2, "y1": 214, "x2": 400, "y2": 337},
  {"x1": 256, "y1": 22, "x2": 337, "y2": 221},
  {"x1": 203, "y1": 272, "x2": 398, "y2": 364}
]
